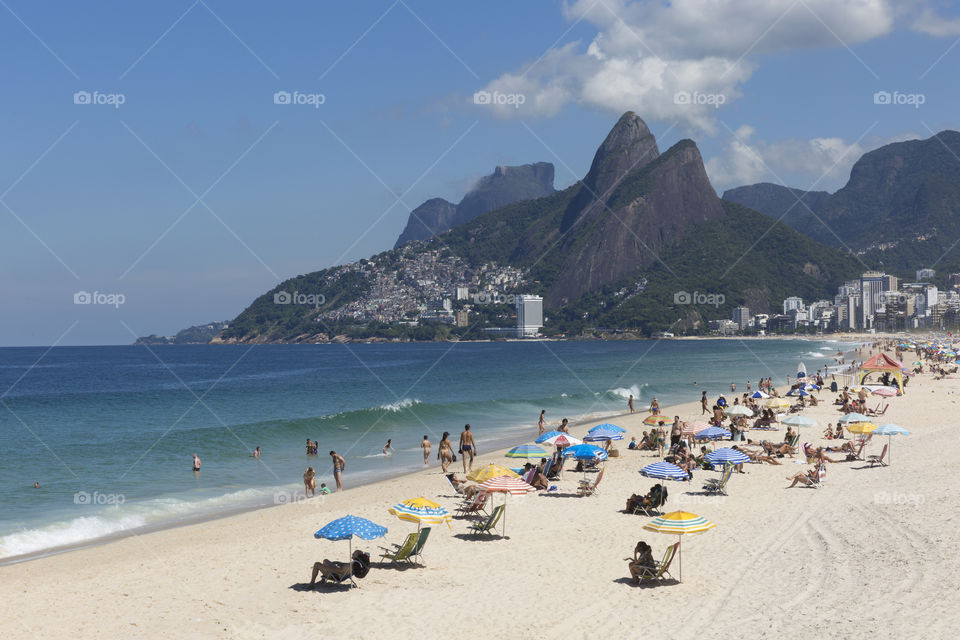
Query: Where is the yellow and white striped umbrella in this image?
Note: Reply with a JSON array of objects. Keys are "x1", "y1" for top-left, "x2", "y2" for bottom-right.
[
  {"x1": 642, "y1": 511, "x2": 715, "y2": 581},
  {"x1": 388, "y1": 497, "x2": 452, "y2": 529}
]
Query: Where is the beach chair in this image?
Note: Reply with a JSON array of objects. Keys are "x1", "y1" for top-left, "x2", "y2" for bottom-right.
[
  {"x1": 455, "y1": 492, "x2": 488, "y2": 518},
  {"x1": 409, "y1": 527, "x2": 431, "y2": 564},
  {"x1": 379, "y1": 532, "x2": 418, "y2": 565},
  {"x1": 547, "y1": 456, "x2": 563, "y2": 480},
  {"x1": 810, "y1": 463, "x2": 826, "y2": 488},
  {"x1": 446, "y1": 474, "x2": 465, "y2": 495},
  {"x1": 631, "y1": 484, "x2": 668, "y2": 516},
  {"x1": 702, "y1": 463, "x2": 733, "y2": 495},
  {"x1": 866, "y1": 444, "x2": 888, "y2": 467},
  {"x1": 311, "y1": 550, "x2": 370, "y2": 589},
  {"x1": 578, "y1": 467, "x2": 605, "y2": 496},
  {"x1": 632, "y1": 542, "x2": 680, "y2": 584},
  {"x1": 469, "y1": 504, "x2": 504, "y2": 536}
]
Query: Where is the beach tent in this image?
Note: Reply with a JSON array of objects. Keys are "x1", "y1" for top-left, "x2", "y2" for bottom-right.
[
  {"x1": 856, "y1": 353, "x2": 905, "y2": 394},
  {"x1": 797, "y1": 362, "x2": 807, "y2": 379}
]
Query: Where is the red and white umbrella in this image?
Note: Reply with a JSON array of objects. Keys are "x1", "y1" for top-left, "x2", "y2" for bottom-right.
[
  {"x1": 541, "y1": 433, "x2": 582, "y2": 447},
  {"x1": 477, "y1": 475, "x2": 535, "y2": 536},
  {"x1": 871, "y1": 387, "x2": 898, "y2": 397},
  {"x1": 682, "y1": 421, "x2": 710, "y2": 436}
]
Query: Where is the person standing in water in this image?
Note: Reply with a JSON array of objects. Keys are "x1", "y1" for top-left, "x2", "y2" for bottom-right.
[
  {"x1": 330, "y1": 451, "x2": 345, "y2": 492},
  {"x1": 303, "y1": 466, "x2": 315, "y2": 497},
  {"x1": 628, "y1": 394, "x2": 635, "y2": 413},
  {"x1": 192, "y1": 453, "x2": 201, "y2": 472},
  {"x1": 459, "y1": 424, "x2": 477, "y2": 473},
  {"x1": 382, "y1": 439, "x2": 394, "y2": 455},
  {"x1": 538, "y1": 410, "x2": 547, "y2": 435},
  {"x1": 421, "y1": 435, "x2": 431, "y2": 466}
]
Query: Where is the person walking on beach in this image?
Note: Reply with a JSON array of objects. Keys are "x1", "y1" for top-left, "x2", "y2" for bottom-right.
[
  {"x1": 649, "y1": 397, "x2": 660, "y2": 415},
  {"x1": 459, "y1": 424, "x2": 477, "y2": 473},
  {"x1": 303, "y1": 466, "x2": 315, "y2": 497},
  {"x1": 438, "y1": 432, "x2": 453, "y2": 472},
  {"x1": 330, "y1": 451, "x2": 345, "y2": 492},
  {"x1": 628, "y1": 394, "x2": 635, "y2": 413},
  {"x1": 383, "y1": 439, "x2": 394, "y2": 455},
  {"x1": 701, "y1": 391, "x2": 709, "y2": 415},
  {"x1": 421, "y1": 435, "x2": 431, "y2": 466},
  {"x1": 192, "y1": 453, "x2": 201, "y2": 472},
  {"x1": 538, "y1": 410, "x2": 547, "y2": 435}
]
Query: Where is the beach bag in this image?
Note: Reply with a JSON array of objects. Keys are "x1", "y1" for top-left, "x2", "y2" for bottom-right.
[{"x1": 452, "y1": 453, "x2": 457, "y2": 462}]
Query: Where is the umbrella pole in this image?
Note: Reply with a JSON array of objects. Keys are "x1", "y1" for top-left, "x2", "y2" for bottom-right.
[{"x1": 678, "y1": 536, "x2": 683, "y2": 582}]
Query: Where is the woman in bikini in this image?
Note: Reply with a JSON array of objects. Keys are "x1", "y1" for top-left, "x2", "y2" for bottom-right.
[{"x1": 438, "y1": 432, "x2": 454, "y2": 472}]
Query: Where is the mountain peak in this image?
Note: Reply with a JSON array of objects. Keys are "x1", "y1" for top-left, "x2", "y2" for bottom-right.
[{"x1": 584, "y1": 111, "x2": 659, "y2": 197}]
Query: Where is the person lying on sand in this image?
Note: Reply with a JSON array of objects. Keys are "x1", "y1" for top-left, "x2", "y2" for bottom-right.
[
  {"x1": 732, "y1": 445, "x2": 781, "y2": 465},
  {"x1": 801, "y1": 443, "x2": 840, "y2": 464},
  {"x1": 749, "y1": 439, "x2": 795, "y2": 457}
]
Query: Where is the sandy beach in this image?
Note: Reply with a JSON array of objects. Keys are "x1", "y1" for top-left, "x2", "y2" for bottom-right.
[{"x1": 3, "y1": 340, "x2": 957, "y2": 639}]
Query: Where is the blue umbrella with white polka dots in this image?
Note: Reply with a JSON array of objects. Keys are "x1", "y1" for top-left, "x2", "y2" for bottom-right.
[{"x1": 315, "y1": 515, "x2": 388, "y2": 561}]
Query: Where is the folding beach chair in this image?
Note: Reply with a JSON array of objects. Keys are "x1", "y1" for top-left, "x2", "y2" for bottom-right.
[
  {"x1": 469, "y1": 505, "x2": 504, "y2": 536},
  {"x1": 631, "y1": 484, "x2": 668, "y2": 516},
  {"x1": 866, "y1": 444, "x2": 888, "y2": 467},
  {"x1": 379, "y1": 532, "x2": 418, "y2": 565},
  {"x1": 455, "y1": 492, "x2": 488, "y2": 518},
  {"x1": 409, "y1": 527, "x2": 431, "y2": 564},
  {"x1": 702, "y1": 463, "x2": 733, "y2": 495},
  {"x1": 630, "y1": 542, "x2": 680, "y2": 584},
  {"x1": 577, "y1": 466, "x2": 605, "y2": 496}
]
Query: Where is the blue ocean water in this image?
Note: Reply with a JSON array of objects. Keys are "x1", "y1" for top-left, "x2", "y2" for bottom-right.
[{"x1": 0, "y1": 338, "x2": 855, "y2": 559}]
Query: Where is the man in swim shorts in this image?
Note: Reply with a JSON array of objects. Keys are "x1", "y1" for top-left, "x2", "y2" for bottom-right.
[{"x1": 459, "y1": 424, "x2": 477, "y2": 473}]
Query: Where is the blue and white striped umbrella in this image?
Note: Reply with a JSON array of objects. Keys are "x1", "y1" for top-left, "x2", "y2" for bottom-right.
[
  {"x1": 561, "y1": 444, "x2": 609, "y2": 461},
  {"x1": 583, "y1": 427, "x2": 624, "y2": 442},
  {"x1": 695, "y1": 426, "x2": 730, "y2": 440},
  {"x1": 751, "y1": 390, "x2": 770, "y2": 398},
  {"x1": 704, "y1": 447, "x2": 750, "y2": 465},
  {"x1": 786, "y1": 389, "x2": 809, "y2": 397},
  {"x1": 535, "y1": 430, "x2": 564, "y2": 443},
  {"x1": 589, "y1": 423, "x2": 626, "y2": 433},
  {"x1": 315, "y1": 515, "x2": 388, "y2": 542},
  {"x1": 640, "y1": 461, "x2": 690, "y2": 481}
]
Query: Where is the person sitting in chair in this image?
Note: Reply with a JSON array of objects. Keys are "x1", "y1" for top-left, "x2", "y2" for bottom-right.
[{"x1": 625, "y1": 541, "x2": 657, "y2": 585}]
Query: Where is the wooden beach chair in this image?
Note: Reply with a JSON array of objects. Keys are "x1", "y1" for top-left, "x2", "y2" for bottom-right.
[
  {"x1": 702, "y1": 463, "x2": 733, "y2": 495},
  {"x1": 469, "y1": 505, "x2": 504, "y2": 536},
  {"x1": 379, "y1": 532, "x2": 418, "y2": 565},
  {"x1": 578, "y1": 467, "x2": 605, "y2": 496},
  {"x1": 866, "y1": 444, "x2": 888, "y2": 467}
]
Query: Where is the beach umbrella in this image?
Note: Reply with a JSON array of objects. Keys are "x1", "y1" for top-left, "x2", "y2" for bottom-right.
[
  {"x1": 535, "y1": 430, "x2": 564, "y2": 443},
  {"x1": 505, "y1": 445, "x2": 549, "y2": 459},
  {"x1": 643, "y1": 415, "x2": 674, "y2": 426},
  {"x1": 477, "y1": 475, "x2": 536, "y2": 536},
  {"x1": 640, "y1": 461, "x2": 690, "y2": 482},
  {"x1": 315, "y1": 515, "x2": 388, "y2": 562},
  {"x1": 724, "y1": 405, "x2": 754, "y2": 417},
  {"x1": 388, "y1": 497, "x2": 452, "y2": 530},
  {"x1": 704, "y1": 448, "x2": 750, "y2": 466},
  {"x1": 802, "y1": 383, "x2": 820, "y2": 391},
  {"x1": 765, "y1": 398, "x2": 790, "y2": 409},
  {"x1": 838, "y1": 412, "x2": 870, "y2": 424},
  {"x1": 682, "y1": 421, "x2": 709, "y2": 437},
  {"x1": 589, "y1": 423, "x2": 625, "y2": 433},
  {"x1": 751, "y1": 390, "x2": 770, "y2": 398},
  {"x1": 786, "y1": 389, "x2": 809, "y2": 397},
  {"x1": 871, "y1": 387, "x2": 898, "y2": 397},
  {"x1": 845, "y1": 422, "x2": 878, "y2": 435},
  {"x1": 642, "y1": 511, "x2": 715, "y2": 581},
  {"x1": 781, "y1": 415, "x2": 816, "y2": 428},
  {"x1": 583, "y1": 427, "x2": 624, "y2": 442},
  {"x1": 695, "y1": 426, "x2": 730, "y2": 441},
  {"x1": 561, "y1": 443, "x2": 609, "y2": 461},
  {"x1": 467, "y1": 464, "x2": 520, "y2": 483},
  {"x1": 540, "y1": 433, "x2": 583, "y2": 447},
  {"x1": 872, "y1": 423, "x2": 910, "y2": 464}
]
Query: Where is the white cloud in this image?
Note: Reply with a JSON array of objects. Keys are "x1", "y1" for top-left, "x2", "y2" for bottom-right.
[
  {"x1": 705, "y1": 128, "x2": 922, "y2": 191},
  {"x1": 911, "y1": 6, "x2": 960, "y2": 36},
  {"x1": 473, "y1": 0, "x2": 896, "y2": 131}
]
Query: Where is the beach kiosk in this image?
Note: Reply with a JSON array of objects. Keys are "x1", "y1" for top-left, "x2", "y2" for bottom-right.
[{"x1": 855, "y1": 353, "x2": 905, "y2": 395}]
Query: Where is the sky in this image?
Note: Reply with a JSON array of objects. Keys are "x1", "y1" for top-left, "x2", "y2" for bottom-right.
[{"x1": 3, "y1": 0, "x2": 960, "y2": 346}]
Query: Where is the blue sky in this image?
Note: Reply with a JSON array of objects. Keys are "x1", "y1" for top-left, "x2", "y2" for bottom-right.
[{"x1": 3, "y1": 0, "x2": 960, "y2": 346}]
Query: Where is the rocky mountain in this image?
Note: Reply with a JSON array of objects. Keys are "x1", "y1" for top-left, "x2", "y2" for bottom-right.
[
  {"x1": 394, "y1": 162, "x2": 555, "y2": 247},
  {"x1": 134, "y1": 321, "x2": 229, "y2": 345},
  {"x1": 221, "y1": 111, "x2": 862, "y2": 342},
  {"x1": 722, "y1": 131, "x2": 960, "y2": 275}
]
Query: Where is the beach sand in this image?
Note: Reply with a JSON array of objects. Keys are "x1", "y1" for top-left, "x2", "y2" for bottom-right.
[{"x1": 2, "y1": 343, "x2": 957, "y2": 639}]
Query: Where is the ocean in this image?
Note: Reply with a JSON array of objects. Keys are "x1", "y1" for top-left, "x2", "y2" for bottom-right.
[{"x1": 0, "y1": 338, "x2": 857, "y2": 560}]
